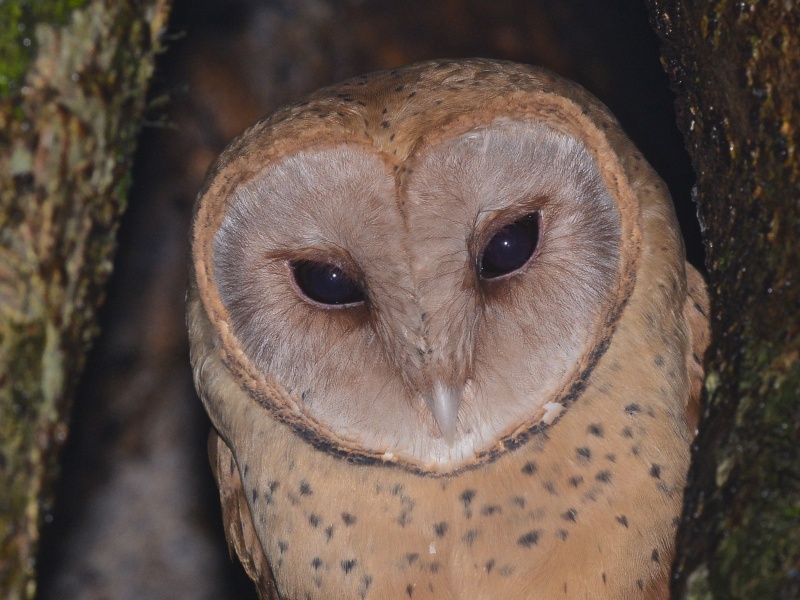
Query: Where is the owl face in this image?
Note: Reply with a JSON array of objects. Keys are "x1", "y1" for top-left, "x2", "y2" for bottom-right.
[{"x1": 192, "y1": 60, "x2": 643, "y2": 472}]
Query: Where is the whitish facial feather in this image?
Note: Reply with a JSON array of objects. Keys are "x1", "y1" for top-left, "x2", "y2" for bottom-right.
[{"x1": 213, "y1": 121, "x2": 620, "y2": 466}]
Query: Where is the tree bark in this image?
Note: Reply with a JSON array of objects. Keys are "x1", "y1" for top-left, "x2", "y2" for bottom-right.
[
  {"x1": 646, "y1": 2, "x2": 800, "y2": 598},
  {"x1": 0, "y1": 1, "x2": 171, "y2": 597}
]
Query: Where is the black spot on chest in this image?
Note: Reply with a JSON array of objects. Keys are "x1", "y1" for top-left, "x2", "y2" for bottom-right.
[
  {"x1": 341, "y1": 559, "x2": 357, "y2": 574},
  {"x1": 625, "y1": 403, "x2": 642, "y2": 415},
  {"x1": 517, "y1": 530, "x2": 542, "y2": 548},
  {"x1": 460, "y1": 489, "x2": 477, "y2": 506},
  {"x1": 587, "y1": 424, "x2": 605, "y2": 437},
  {"x1": 652, "y1": 548, "x2": 660, "y2": 563},
  {"x1": 595, "y1": 470, "x2": 613, "y2": 483},
  {"x1": 462, "y1": 529, "x2": 479, "y2": 545},
  {"x1": 561, "y1": 508, "x2": 578, "y2": 522}
]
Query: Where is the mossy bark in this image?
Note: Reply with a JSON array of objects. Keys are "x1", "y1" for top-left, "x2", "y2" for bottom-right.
[
  {"x1": 647, "y1": 1, "x2": 800, "y2": 598},
  {"x1": 0, "y1": 1, "x2": 171, "y2": 597}
]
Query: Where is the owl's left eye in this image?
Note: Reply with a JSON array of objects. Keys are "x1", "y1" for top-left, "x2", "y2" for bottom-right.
[
  {"x1": 479, "y1": 213, "x2": 541, "y2": 279},
  {"x1": 291, "y1": 260, "x2": 366, "y2": 306}
]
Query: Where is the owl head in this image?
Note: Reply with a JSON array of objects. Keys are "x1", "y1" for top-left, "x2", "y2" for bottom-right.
[{"x1": 188, "y1": 59, "x2": 686, "y2": 473}]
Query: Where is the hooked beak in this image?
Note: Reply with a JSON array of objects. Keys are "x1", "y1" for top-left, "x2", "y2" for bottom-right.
[{"x1": 424, "y1": 382, "x2": 462, "y2": 446}]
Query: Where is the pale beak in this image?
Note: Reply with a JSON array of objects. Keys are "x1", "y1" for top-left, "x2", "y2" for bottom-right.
[{"x1": 425, "y1": 382, "x2": 461, "y2": 446}]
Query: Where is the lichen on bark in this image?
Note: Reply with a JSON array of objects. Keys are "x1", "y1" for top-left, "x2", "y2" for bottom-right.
[
  {"x1": 0, "y1": 0, "x2": 171, "y2": 597},
  {"x1": 0, "y1": 0, "x2": 90, "y2": 95},
  {"x1": 647, "y1": 1, "x2": 800, "y2": 598}
]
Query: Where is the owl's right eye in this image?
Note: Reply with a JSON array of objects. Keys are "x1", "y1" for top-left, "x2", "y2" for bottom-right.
[{"x1": 291, "y1": 260, "x2": 366, "y2": 306}]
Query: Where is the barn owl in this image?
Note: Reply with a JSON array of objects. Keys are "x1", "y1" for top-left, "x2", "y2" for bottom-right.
[{"x1": 188, "y1": 59, "x2": 709, "y2": 599}]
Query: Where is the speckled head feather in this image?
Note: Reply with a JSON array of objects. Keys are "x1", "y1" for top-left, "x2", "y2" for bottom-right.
[{"x1": 188, "y1": 59, "x2": 709, "y2": 599}]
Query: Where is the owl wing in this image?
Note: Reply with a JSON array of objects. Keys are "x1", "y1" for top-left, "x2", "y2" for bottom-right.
[
  {"x1": 683, "y1": 263, "x2": 711, "y2": 432},
  {"x1": 208, "y1": 430, "x2": 281, "y2": 600}
]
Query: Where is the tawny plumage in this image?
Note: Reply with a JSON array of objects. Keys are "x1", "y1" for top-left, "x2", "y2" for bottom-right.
[{"x1": 188, "y1": 59, "x2": 710, "y2": 599}]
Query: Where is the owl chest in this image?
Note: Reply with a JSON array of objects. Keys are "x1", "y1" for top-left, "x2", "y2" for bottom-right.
[{"x1": 242, "y1": 409, "x2": 686, "y2": 600}]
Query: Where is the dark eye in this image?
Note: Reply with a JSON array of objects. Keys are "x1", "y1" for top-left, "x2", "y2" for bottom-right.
[
  {"x1": 291, "y1": 260, "x2": 365, "y2": 306},
  {"x1": 480, "y1": 213, "x2": 540, "y2": 279}
]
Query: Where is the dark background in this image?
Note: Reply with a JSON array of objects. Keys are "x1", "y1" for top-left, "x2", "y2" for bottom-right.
[{"x1": 37, "y1": 1, "x2": 699, "y2": 598}]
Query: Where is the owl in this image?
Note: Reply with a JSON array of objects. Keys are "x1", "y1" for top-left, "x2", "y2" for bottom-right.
[{"x1": 188, "y1": 59, "x2": 709, "y2": 599}]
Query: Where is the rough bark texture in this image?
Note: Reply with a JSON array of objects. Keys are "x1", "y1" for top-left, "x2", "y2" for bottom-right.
[
  {"x1": 647, "y1": 2, "x2": 800, "y2": 599},
  {"x1": 0, "y1": 1, "x2": 171, "y2": 598}
]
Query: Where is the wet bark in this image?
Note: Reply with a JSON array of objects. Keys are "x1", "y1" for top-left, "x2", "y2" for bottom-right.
[
  {"x1": 0, "y1": 1, "x2": 171, "y2": 597},
  {"x1": 647, "y1": 2, "x2": 800, "y2": 598}
]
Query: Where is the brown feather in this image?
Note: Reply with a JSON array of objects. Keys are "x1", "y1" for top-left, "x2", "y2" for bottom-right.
[
  {"x1": 683, "y1": 263, "x2": 711, "y2": 432},
  {"x1": 209, "y1": 430, "x2": 280, "y2": 600}
]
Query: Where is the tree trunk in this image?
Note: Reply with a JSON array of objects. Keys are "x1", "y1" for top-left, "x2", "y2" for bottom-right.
[
  {"x1": 0, "y1": 1, "x2": 171, "y2": 598},
  {"x1": 646, "y1": 2, "x2": 800, "y2": 598}
]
